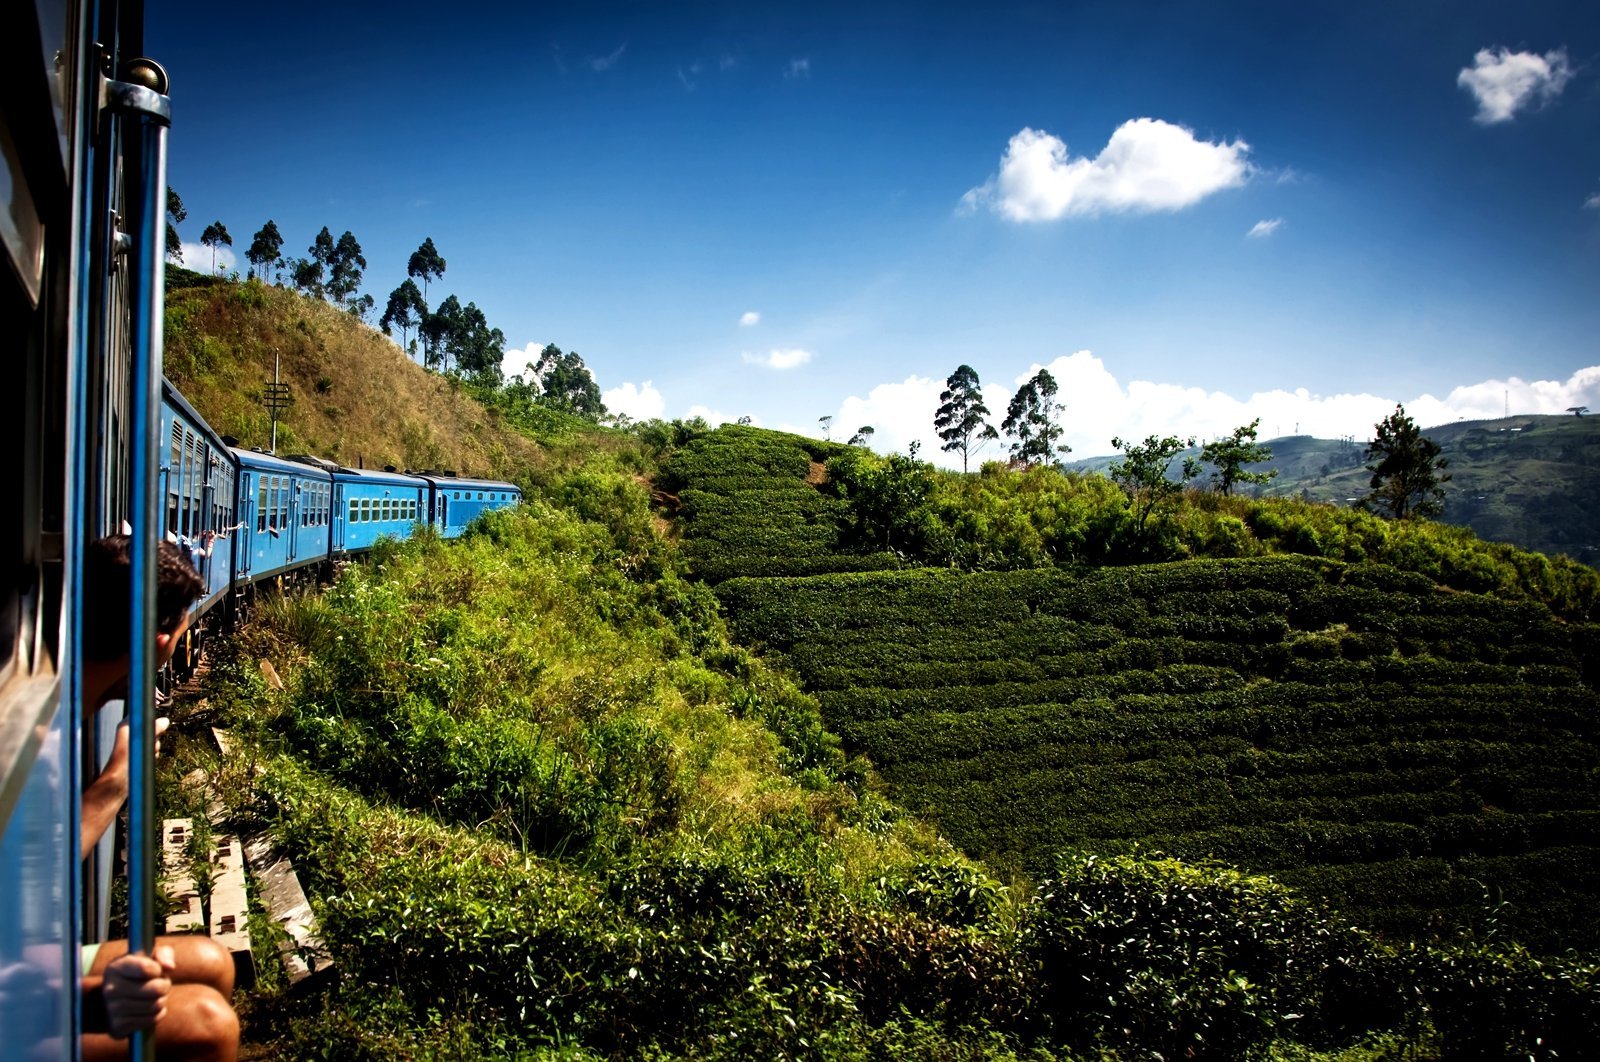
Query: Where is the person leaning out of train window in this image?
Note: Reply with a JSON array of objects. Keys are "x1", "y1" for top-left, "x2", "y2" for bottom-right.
[{"x1": 79, "y1": 536, "x2": 240, "y2": 1061}]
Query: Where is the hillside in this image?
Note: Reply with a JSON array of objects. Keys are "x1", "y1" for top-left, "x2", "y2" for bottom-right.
[
  {"x1": 163, "y1": 271, "x2": 603, "y2": 480},
  {"x1": 664, "y1": 425, "x2": 1600, "y2": 952},
  {"x1": 160, "y1": 280, "x2": 1600, "y2": 1057},
  {"x1": 1065, "y1": 415, "x2": 1600, "y2": 565}
]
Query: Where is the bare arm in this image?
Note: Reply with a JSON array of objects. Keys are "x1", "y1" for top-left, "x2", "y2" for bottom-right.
[{"x1": 80, "y1": 717, "x2": 168, "y2": 860}]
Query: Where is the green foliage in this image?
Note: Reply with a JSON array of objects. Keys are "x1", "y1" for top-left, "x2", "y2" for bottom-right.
[
  {"x1": 1361, "y1": 405, "x2": 1450, "y2": 520},
  {"x1": 1028, "y1": 853, "x2": 1397, "y2": 1057},
  {"x1": 827, "y1": 448, "x2": 941, "y2": 556},
  {"x1": 1109, "y1": 432, "x2": 1202, "y2": 541},
  {"x1": 716, "y1": 555, "x2": 1600, "y2": 950},
  {"x1": 1203, "y1": 418, "x2": 1278, "y2": 495},
  {"x1": 528, "y1": 344, "x2": 606, "y2": 418}
]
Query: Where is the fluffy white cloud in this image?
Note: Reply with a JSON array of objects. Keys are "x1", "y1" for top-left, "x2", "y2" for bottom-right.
[
  {"x1": 825, "y1": 353, "x2": 1600, "y2": 469},
  {"x1": 1458, "y1": 47, "x2": 1572, "y2": 124},
  {"x1": 739, "y1": 310, "x2": 761, "y2": 327},
  {"x1": 502, "y1": 342, "x2": 547, "y2": 382},
  {"x1": 1247, "y1": 218, "x2": 1283, "y2": 238},
  {"x1": 1585, "y1": 191, "x2": 1600, "y2": 211},
  {"x1": 179, "y1": 241, "x2": 236, "y2": 274},
  {"x1": 743, "y1": 348, "x2": 813, "y2": 370},
  {"x1": 961, "y1": 119, "x2": 1252, "y2": 222},
  {"x1": 603, "y1": 380, "x2": 665, "y2": 420},
  {"x1": 785, "y1": 58, "x2": 811, "y2": 80}
]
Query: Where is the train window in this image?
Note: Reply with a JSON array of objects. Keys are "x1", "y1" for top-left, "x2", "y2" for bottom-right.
[
  {"x1": 348, "y1": 499, "x2": 358, "y2": 523},
  {"x1": 168, "y1": 425, "x2": 182, "y2": 534},
  {"x1": 257, "y1": 479, "x2": 268, "y2": 532},
  {"x1": 453, "y1": 491, "x2": 460, "y2": 499},
  {"x1": 478, "y1": 492, "x2": 484, "y2": 500},
  {"x1": 280, "y1": 479, "x2": 289, "y2": 531}
]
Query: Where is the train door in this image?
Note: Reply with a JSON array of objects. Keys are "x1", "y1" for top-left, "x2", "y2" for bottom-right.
[
  {"x1": 287, "y1": 481, "x2": 299, "y2": 564},
  {"x1": 239, "y1": 472, "x2": 254, "y2": 580}
]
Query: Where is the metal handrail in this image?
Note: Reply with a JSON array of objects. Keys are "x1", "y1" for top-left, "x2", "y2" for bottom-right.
[{"x1": 105, "y1": 66, "x2": 170, "y2": 1062}]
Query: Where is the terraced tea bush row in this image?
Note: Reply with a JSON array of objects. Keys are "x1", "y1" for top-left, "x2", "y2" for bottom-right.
[{"x1": 715, "y1": 553, "x2": 1600, "y2": 948}]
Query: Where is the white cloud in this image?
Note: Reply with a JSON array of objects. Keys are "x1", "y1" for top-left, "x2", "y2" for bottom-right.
[
  {"x1": 1247, "y1": 218, "x2": 1283, "y2": 238},
  {"x1": 603, "y1": 380, "x2": 665, "y2": 420},
  {"x1": 742, "y1": 348, "x2": 813, "y2": 370},
  {"x1": 785, "y1": 58, "x2": 811, "y2": 80},
  {"x1": 180, "y1": 240, "x2": 237, "y2": 274},
  {"x1": 1585, "y1": 190, "x2": 1600, "y2": 210},
  {"x1": 827, "y1": 353, "x2": 1600, "y2": 469},
  {"x1": 591, "y1": 43, "x2": 627, "y2": 72},
  {"x1": 961, "y1": 119, "x2": 1252, "y2": 222},
  {"x1": 1458, "y1": 47, "x2": 1572, "y2": 124},
  {"x1": 502, "y1": 342, "x2": 547, "y2": 382},
  {"x1": 739, "y1": 311, "x2": 761, "y2": 327}
]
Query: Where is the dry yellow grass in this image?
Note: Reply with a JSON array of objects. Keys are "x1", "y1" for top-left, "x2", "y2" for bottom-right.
[{"x1": 164, "y1": 277, "x2": 550, "y2": 479}]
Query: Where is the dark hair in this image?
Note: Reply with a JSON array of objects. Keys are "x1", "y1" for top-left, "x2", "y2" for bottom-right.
[{"x1": 81, "y1": 536, "x2": 205, "y2": 661}]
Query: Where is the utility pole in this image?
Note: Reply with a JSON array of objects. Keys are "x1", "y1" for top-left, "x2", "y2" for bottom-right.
[{"x1": 263, "y1": 348, "x2": 292, "y2": 454}]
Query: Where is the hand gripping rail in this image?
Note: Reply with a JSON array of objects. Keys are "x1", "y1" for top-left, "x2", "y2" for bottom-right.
[{"x1": 104, "y1": 61, "x2": 171, "y2": 1062}]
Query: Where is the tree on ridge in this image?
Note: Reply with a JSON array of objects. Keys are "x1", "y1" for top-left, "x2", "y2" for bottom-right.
[
  {"x1": 1201, "y1": 419, "x2": 1277, "y2": 496},
  {"x1": 1001, "y1": 369, "x2": 1068, "y2": 467},
  {"x1": 200, "y1": 221, "x2": 232, "y2": 274},
  {"x1": 934, "y1": 364, "x2": 998, "y2": 472},
  {"x1": 246, "y1": 220, "x2": 284, "y2": 282},
  {"x1": 408, "y1": 237, "x2": 447, "y2": 301},
  {"x1": 1360, "y1": 404, "x2": 1449, "y2": 520}
]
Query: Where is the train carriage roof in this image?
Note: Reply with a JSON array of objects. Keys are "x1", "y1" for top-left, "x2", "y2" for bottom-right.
[
  {"x1": 231, "y1": 447, "x2": 334, "y2": 480},
  {"x1": 330, "y1": 466, "x2": 430, "y2": 489},
  {"x1": 421, "y1": 475, "x2": 522, "y2": 494}
]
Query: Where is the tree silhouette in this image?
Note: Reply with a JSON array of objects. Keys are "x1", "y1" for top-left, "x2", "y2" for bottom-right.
[
  {"x1": 1359, "y1": 404, "x2": 1449, "y2": 520},
  {"x1": 848, "y1": 425, "x2": 876, "y2": 447},
  {"x1": 246, "y1": 220, "x2": 284, "y2": 281},
  {"x1": 289, "y1": 257, "x2": 323, "y2": 298},
  {"x1": 380, "y1": 280, "x2": 428, "y2": 356},
  {"x1": 1001, "y1": 369, "x2": 1068, "y2": 466},
  {"x1": 422, "y1": 295, "x2": 464, "y2": 371},
  {"x1": 934, "y1": 364, "x2": 998, "y2": 472},
  {"x1": 1201, "y1": 419, "x2": 1277, "y2": 496},
  {"x1": 166, "y1": 189, "x2": 187, "y2": 263},
  {"x1": 534, "y1": 345, "x2": 606, "y2": 418},
  {"x1": 407, "y1": 237, "x2": 447, "y2": 301},
  {"x1": 326, "y1": 230, "x2": 367, "y2": 307},
  {"x1": 199, "y1": 221, "x2": 232, "y2": 274}
]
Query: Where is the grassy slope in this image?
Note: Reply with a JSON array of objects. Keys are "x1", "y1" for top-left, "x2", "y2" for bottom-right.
[{"x1": 164, "y1": 272, "x2": 559, "y2": 479}]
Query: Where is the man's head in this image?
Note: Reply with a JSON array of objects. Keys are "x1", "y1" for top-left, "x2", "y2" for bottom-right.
[{"x1": 82, "y1": 536, "x2": 204, "y2": 664}]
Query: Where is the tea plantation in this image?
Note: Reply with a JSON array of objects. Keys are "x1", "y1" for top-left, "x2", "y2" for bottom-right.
[
  {"x1": 659, "y1": 425, "x2": 901, "y2": 581},
  {"x1": 718, "y1": 556, "x2": 1600, "y2": 949}
]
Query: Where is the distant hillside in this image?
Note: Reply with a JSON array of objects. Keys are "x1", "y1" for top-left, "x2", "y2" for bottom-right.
[{"x1": 1066, "y1": 415, "x2": 1600, "y2": 565}]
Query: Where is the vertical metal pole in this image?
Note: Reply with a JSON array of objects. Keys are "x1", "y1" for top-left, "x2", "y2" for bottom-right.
[
  {"x1": 107, "y1": 72, "x2": 171, "y2": 1062},
  {"x1": 271, "y1": 348, "x2": 280, "y2": 454}
]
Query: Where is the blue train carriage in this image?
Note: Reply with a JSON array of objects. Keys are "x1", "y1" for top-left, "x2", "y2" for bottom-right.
[
  {"x1": 422, "y1": 474, "x2": 524, "y2": 538},
  {"x1": 231, "y1": 448, "x2": 334, "y2": 583},
  {"x1": 160, "y1": 379, "x2": 238, "y2": 616},
  {"x1": 333, "y1": 466, "x2": 429, "y2": 555}
]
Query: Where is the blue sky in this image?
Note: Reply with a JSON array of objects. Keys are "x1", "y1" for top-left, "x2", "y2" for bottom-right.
[{"x1": 150, "y1": 0, "x2": 1600, "y2": 463}]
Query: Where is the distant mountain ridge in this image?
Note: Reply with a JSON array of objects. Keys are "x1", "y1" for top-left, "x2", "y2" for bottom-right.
[{"x1": 1064, "y1": 414, "x2": 1600, "y2": 565}]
